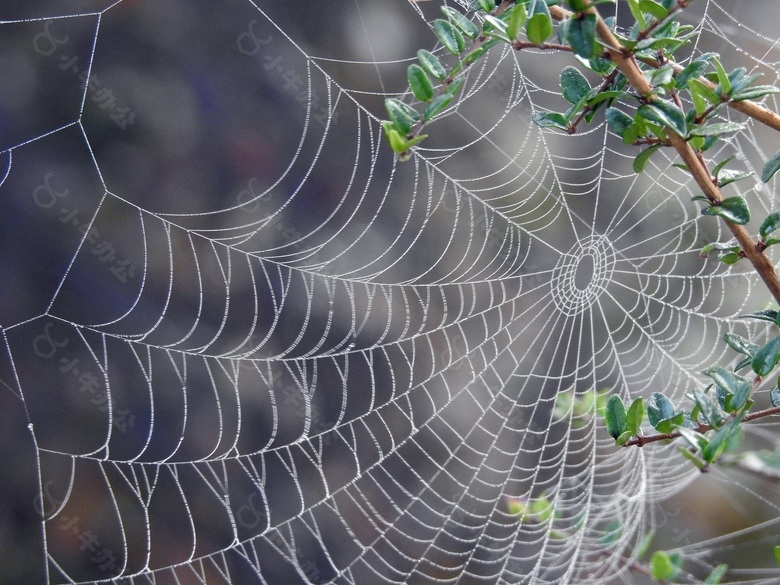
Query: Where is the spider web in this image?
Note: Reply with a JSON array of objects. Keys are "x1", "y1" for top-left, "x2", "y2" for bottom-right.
[{"x1": 1, "y1": 0, "x2": 780, "y2": 583}]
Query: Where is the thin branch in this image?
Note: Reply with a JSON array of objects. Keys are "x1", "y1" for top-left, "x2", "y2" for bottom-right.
[
  {"x1": 624, "y1": 405, "x2": 780, "y2": 447},
  {"x1": 567, "y1": 2, "x2": 780, "y2": 305},
  {"x1": 512, "y1": 41, "x2": 572, "y2": 52},
  {"x1": 548, "y1": 4, "x2": 780, "y2": 133}
]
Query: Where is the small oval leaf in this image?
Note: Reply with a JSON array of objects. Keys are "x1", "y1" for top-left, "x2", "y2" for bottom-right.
[
  {"x1": 604, "y1": 394, "x2": 628, "y2": 440},
  {"x1": 637, "y1": 99, "x2": 687, "y2": 137},
  {"x1": 384, "y1": 98, "x2": 419, "y2": 135},
  {"x1": 651, "y1": 551, "x2": 677, "y2": 581},
  {"x1": 506, "y1": 3, "x2": 528, "y2": 41},
  {"x1": 532, "y1": 111, "x2": 569, "y2": 131},
  {"x1": 566, "y1": 13, "x2": 597, "y2": 59},
  {"x1": 762, "y1": 148, "x2": 780, "y2": 183},
  {"x1": 605, "y1": 107, "x2": 634, "y2": 139},
  {"x1": 433, "y1": 19, "x2": 466, "y2": 56},
  {"x1": 752, "y1": 335, "x2": 780, "y2": 377},
  {"x1": 626, "y1": 397, "x2": 645, "y2": 436},
  {"x1": 560, "y1": 66, "x2": 591, "y2": 105},
  {"x1": 417, "y1": 49, "x2": 447, "y2": 81},
  {"x1": 407, "y1": 64, "x2": 434, "y2": 102},
  {"x1": 760, "y1": 211, "x2": 780, "y2": 239},
  {"x1": 701, "y1": 196, "x2": 750, "y2": 225},
  {"x1": 646, "y1": 392, "x2": 675, "y2": 428},
  {"x1": 423, "y1": 93, "x2": 454, "y2": 121},
  {"x1": 441, "y1": 6, "x2": 479, "y2": 39},
  {"x1": 633, "y1": 144, "x2": 662, "y2": 173},
  {"x1": 526, "y1": 1, "x2": 553, "y2": 45},
  {"x1": 771, "y1": 384, "x2": 780, "y2": 408}
]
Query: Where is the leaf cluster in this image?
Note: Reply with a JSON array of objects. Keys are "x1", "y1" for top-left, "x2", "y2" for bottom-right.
[{"x1": 606, "y1": 312, "x2": 780, "y2": 471}]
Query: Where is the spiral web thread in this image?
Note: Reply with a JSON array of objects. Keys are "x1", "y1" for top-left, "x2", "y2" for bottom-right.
[{"x1": 1, "y1": 0, "x2": 780, "y2": 583}]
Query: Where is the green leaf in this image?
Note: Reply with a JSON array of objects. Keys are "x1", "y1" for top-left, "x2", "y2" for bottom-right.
[
  {"x1": 738, "y1": 309, "x2": 779, "y2": 323},
  {"x1": 587, "y1": 90, "x2": 631, "y2": 107},
  {"x1": 678, "y1": 427, "x2": 709, "y2": 452},
  {"x1": 717, "y1": 169, "x2": 752, "y2": 188},
  {"x1": 441, "y1": 6, "x2": 480, "y2": 39},
  {"x1": 728, "y1": 69, "x2": 761, "y2": 94},
  {"x1": 711, "y1": 156, "x2": 734, "y2": 177},
  {"x1": 457, "y1": 39, "x2": 498, "y2": 71},
  {"x1": 526, "y1": 0, "x2": 553, "y2": 45},
  {"x1": 599, "y1": 519, "x2": 622, "y2": 547},
  {"x1": 639, "y1": 0, "x2": 670, "y2": 20},
  {"x1": 692, "y1": 388, "x2": 724, "y2": 427},
  {"x1": 712, "y1": 57, "x2": 731, "y2": 95},
  {"x1": 775, "y1": 544, "x2": 780, "y2": 567},
  {"x1": 433, "y1": 19, "x2": 466, "y2": 55},
  {"x1": 417, "y1": 50, "x2": 447, "y2": 81},
  {"x1": 704, "y1": 564, "x2": 728, "y2": 584},
  {"x1": 627, "y1": 0, "x2": 647, "y2": 29},
  {"x1": 605, "y1": 394, "x2": 628, "y2": 440},
  {"x1": 567, "y1": 0, "x2": 590, "y2": 11},
  {"x1": 688, "y1": 78, "x2": 722, "y2": 115},
  {"x1": 633, "y1": 144, "x2": 662, "y2": 173},
  {"x1": 731, "y1": 84, "x2": 780, "y2": 101},
  {"x1": 506, "y1": 496, "x2": 527, "y2": 517},
  {"x1": 407, "y1": 64, "x2": 434, "y2": 102},
  {"x1": 634, "y1": 529, "x2": 655, "y2": 559},
  {"x1": 532, "y1": 111, "x2": 569, "y2": 131},
  {"x1": 647, "y1": 392, "x2": 675, "y2": 428},
  {"x1": 761, "y1": 148, "x2": 780, "y2": 183},
  {"x1": 615, "y1": 429, "x2": 633, "y2": 445},
  {"x1": 760, "y1": 211, "x2": 780, "y2": 239},
  {"x1": 604, "y1": 107, "x2": 633, "y2": 138},
  {"x1": 423, "y1": 93, "x2": 454, "y2": 121},
  {"x1": 703, "y1": 366, "x2": 751, "y2": 411},
  {"x1": 567, "y1": 13, "x2": 597, "y2": 59},
  {"x1": 719, "y1": 252, "x2": 742, "y2": 265},
  {"x1": 644, "y1": 63, "x2": 675, "y2": 87},
  {"x1": 506, "y1": 2, "x2": 528, "y2": 41},
  {"x1": 723, "y1": 333, "x2": 758, "y2": 357},
  {"x1": 637, "y1": 99, "x2": 687, "y2": 136},
  {"x1": 382, "y1": 121, "x2": 406, "y2": 153},
  {"x1": 626, "y1": 397, "x2": 645, "y2": 435},
  {"x1": 385, "y1": 98, "x2": 419, "y2": 135},
  {"x1": 445, "y1": 76, "x2": 465, "y2": 97},
  {"x1": 674, "y1": 54, "x2": 715, "y2": 89},
  {"x1": 771, "y1": 385, "x2": 780, "y2": 407},
  {"x1": 703, "y1": 413, "x2": 745, "y2": 463},
  {"x1": 650, "y1": 550, "x2": 678, "y2": 581},
  {"x1": 530, "y1": 496, "x2": 553, "y2": 522},
  {"x1": 700, "y1": 240, "x2": 738, "y2": 256},
  {"x1": 560, "y1": 66, "x2": 591, "y2": 105},
  {"x1": 678, "y1": 445, "x2": 707, "y2": 470},
  {"x1": 381, "y1": 122, "x2": 427, "y2": 160},
  {"x1": 752, "y1": 335, "x2": 780, "y2": 377},
  {"x1": 655, "y1": 411, "x2": 684, "y2": 434},
  {"x1": 689, "y1": 122, "x2": 745, "y2": 137},
  {"x1": 701, "y1": 196, "x2": 750, "y2": 225},
  {"x1": 476, "y1": 0, "x2": 495, "y2": 13}
]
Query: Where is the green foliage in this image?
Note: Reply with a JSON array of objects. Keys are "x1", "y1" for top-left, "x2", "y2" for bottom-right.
[
  {"x1": 651, "y1": 550, "x2": 682, "y2": 581},
  {"x1": 762, "y1": 148, "x2": 780, "y2": 183},
  {"x1": 700, "y1": 196, "x2": 750, "y2": 225}
]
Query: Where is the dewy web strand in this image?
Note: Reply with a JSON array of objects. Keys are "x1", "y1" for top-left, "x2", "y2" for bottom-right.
[{"x1": 1, "y1": 1, "x2": 780, "y2": 584}]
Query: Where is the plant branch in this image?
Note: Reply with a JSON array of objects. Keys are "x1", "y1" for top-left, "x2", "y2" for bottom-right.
[
  {"x1": 624, "y1": 405, "x2": 780, "y2": 448},
  {"x1": 569, "y1": 2, "x2": 780, "y2": 305},
  {"x1": 512, "y1": 41, "x2": 572, "y2": 52},
  {"x1": 548, "y1": 5, "x2": 780, "y2": 133}
]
